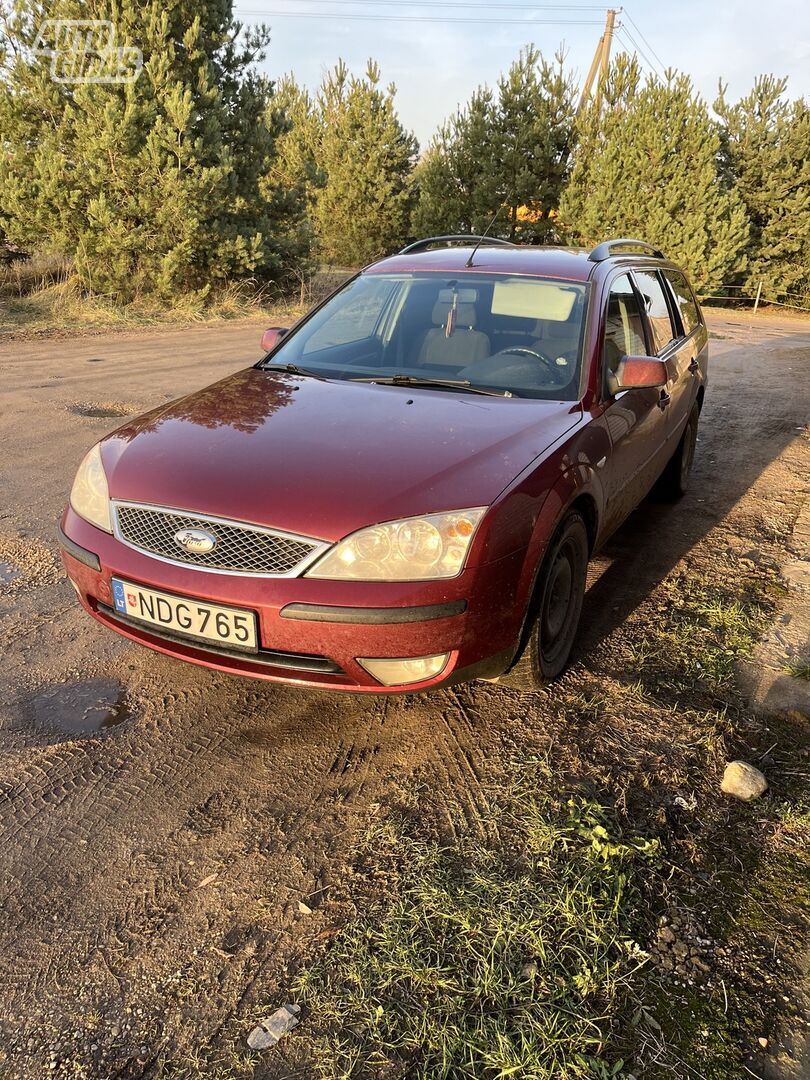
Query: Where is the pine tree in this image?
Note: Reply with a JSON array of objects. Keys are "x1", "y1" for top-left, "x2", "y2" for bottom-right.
[
  {"x1": 412, "y1": 89, "x2": 500, "y2": 237},
  {"x1": 715, "y1": 76, "x2": 810, "y2": 303},
  {"x1": 304, "y1": 60, "x2": 417, "y2": 266},
  {"x1": 270, "y1": 75, "x2": 324, "y2": 211},
  {"x1": 413, "y1": 46, "x2": 576, "y2": 242},
  {"x1": 0, "y1": 0, "x2": 308, "y2": 302},
  {"x1": 558, "y1": 55, "x2": 749, "y2": 289},
  {"x1": 495, "y1": 47, "x2": 576, "y2": 241}
]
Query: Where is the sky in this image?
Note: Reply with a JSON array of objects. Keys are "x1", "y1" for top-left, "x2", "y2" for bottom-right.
[{"x1": 235, "y1": 1, "x2": 810, "y2": 148}]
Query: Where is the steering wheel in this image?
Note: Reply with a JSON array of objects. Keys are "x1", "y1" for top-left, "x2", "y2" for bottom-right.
[{"x1": 493, "y1": 346, "x2": 557, "y2": 376}]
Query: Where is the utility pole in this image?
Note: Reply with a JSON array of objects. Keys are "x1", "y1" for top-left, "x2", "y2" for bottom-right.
[
  {"x1": 599, "y1": 9, "x2": 616, "y2": 85},
  {"x1": 577, "y1": 8, "x2": 618, "y2": 115}
]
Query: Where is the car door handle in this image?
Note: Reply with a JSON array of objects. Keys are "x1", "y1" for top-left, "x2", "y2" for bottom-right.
[
  {"x1": 688, "y1": 357, "x2": 699, "y2": 374},
  {"x1": 658, "y1": 390, "x2": 671, "y2": 410}
]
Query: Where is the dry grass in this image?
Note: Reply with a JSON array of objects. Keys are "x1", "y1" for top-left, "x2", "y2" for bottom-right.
[
  {"x1": 0, "y1": 251, "x2": 73, "y2": 296},
  {"x1": 0, "y1": 257, "x2": 353, "y2": 338},
  {"x1": 0, "y1": 277, "x2": 298, "y2": 335}
]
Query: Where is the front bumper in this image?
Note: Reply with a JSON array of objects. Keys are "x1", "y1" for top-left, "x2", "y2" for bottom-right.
[{"x1": 59, "y1": 507, "x2": 524, "y2": 693}]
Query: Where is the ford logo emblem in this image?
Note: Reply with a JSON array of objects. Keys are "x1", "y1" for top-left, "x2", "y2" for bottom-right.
[{"x1": 174, "y1": 527, "x2": 217, "y2": 553}]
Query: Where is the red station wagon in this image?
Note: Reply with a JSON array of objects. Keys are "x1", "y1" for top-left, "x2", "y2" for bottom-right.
[{"x1": 59, "y1": 237, "x2": 708, "y2": 693}]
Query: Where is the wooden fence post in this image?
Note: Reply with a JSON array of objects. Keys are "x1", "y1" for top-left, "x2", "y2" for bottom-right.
[{"x1": 753, "y1": 281, "x2": 762, "y2": 314}]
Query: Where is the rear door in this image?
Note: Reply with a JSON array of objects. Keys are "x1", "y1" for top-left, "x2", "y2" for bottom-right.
[
  {"x1": 661, "y1": 267, "x2": 708, "y2": 437},
  {"x1": 598, "y1": 272, "x2": 670, "y2": 535},
  {"x1": 632, "y1": 267, "x2": 691, "y2": 452}
]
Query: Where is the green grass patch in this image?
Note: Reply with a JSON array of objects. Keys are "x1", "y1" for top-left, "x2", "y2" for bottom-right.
[
  {"x1": 624, "y1": 570, "x2": 776, "y2": 698},
  {"x1": 296, "y1": 769, "x2": 659, "y2": 1079},
  {"x1": 785, "y1": 657, "x2": 810, "y2": 681}
]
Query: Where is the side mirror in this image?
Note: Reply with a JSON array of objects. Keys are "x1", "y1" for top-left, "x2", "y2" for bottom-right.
[
  {"x1": 261, "y1": 326, "x2": 289, "y2": 353},
  {"x1": 610, "y1": 355, "x2": 668, "y2": 392}
]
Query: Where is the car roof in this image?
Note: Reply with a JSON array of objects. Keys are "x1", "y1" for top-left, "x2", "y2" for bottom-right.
[{"x1": 366, "y1": 244, "x2": 595, "y2": 283}]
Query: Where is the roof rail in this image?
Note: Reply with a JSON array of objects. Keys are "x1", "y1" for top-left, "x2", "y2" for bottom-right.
[
  {"x1": 588, "y1": 238, "x2": 665, "y2": 262},
  {"x1": 398, "y1": 234, "x2": 516, "y2": 256}
]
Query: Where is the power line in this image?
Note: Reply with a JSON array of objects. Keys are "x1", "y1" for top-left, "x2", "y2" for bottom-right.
[
  {"x1": 240, "y1": 0, "x2": 607, "y2": 10},
  {"x1": 622, "y1": 8, "x2": 666, "y2": 72},
  {"x1": 240, "y1": 9, "x2": 605, "y2": 25},
  {"x1": 617, "y1": 23, "x2": 663, "y2": 76},
  {"x1": 239, "y1": 2, "x2": 670, "y2": 90},
  {"x1": 622, "y1": 24, "x2": 660, "y2": 75}
]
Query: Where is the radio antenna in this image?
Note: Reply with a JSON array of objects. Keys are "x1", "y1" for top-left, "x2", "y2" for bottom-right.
[{"x1": 465, "y1": 203, "x2": 510, "y2": 267}]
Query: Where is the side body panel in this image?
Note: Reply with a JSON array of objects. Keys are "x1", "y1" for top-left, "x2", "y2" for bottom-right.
[
  {"x1": 584, "y1": 263, "x2": 670, "y2": 540},
  {"x1": 661, "y1": 272, "x2": 710, "y2": 436}
]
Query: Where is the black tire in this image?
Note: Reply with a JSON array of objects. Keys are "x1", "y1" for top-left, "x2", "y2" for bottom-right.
[
  {"x1": 501, "y1": 511, "x2": 589, "y2": 691},
  {"x1": 658, "y1": 402, "x2": 699, "y2": 500}
]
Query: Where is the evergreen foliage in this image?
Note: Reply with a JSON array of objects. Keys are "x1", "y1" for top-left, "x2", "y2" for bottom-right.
[
  {"x1": 318, "y1": 60, "x2": 417, "y2": 266},
  {"x1": 273, "y1": 62, "x2": 416, "y2": 266},
  {"x1": 0, "y1": 9, "x2": 807, "y2": 308},
  {"x1": 414, "y1": 47, "x2": 576, "y2": 242},
  {"x1": 271, "y1": 75, "x2": 323, "y2": 211},
  {"x1": 0, "y1": 0, "x2": 307, "y2": 302},
  {"x1": 558, "y1": 56, "x2": 749, "y2": 289},
  {"x1": 715, "y1": 75, "x2": 810, "y2": 302},
  {"x1": 412, "y1": 89, "x2": 500, "y2": 238}
]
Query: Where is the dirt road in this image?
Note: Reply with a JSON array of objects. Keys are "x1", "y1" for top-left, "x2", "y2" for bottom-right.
[{"x1": 0, "y1": 312, "x2": 808, "y2": 1077}]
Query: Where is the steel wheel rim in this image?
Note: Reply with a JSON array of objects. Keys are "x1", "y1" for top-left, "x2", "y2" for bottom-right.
[{"x1": 540, "y1": 538, "x2": 579, "y2": 664}]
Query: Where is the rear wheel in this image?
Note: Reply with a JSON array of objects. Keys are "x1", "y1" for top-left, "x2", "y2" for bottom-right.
[
  {"x1": 501, "y1": 511, "x2": 589, "y2": 691},
  {"x1": 658, "y1": 402, "x2": 699, "y2": 499}
]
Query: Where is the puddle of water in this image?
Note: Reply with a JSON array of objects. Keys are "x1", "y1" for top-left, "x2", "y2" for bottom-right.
[
  {"x1": 0, "y1": 560, "x2": 21, "y2": 587},
  {"x1": 68, "y1": 404, "x2": 131, "y2": 418},
  {"x1": 31, "y1": 678, "x2": 130, "y2": 735}
]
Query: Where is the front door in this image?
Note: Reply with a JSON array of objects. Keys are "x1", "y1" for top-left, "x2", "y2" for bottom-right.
[{"x1": 598, "y1": 272, "x2": 670, "y2": 536}]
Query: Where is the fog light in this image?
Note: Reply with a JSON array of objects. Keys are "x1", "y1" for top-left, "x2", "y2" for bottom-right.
[{"x1": 357, "y1": 653, "x2": 450, "y2": 687}]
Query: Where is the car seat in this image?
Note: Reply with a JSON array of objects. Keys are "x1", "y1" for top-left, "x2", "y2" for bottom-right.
[{"x1": 415, "y1": 289, "x2": 490, "y2": 368}]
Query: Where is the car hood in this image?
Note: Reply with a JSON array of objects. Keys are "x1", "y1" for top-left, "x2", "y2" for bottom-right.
[{"x1": 102, "y1": 368, "x2": 581, "y2": 542}]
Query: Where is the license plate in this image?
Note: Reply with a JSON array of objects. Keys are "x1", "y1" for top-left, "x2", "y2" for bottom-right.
[{"x1": 111, "y1": 578, "x2": 257, "y2": 651}]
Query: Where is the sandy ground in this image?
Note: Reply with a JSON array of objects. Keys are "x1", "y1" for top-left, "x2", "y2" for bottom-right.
[{"x1": 0, "y1": 311, "x2": 808, "y2": 1078}]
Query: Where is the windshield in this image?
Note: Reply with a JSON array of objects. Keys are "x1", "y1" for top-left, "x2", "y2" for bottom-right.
[{"x1": 262, "y1": 272, "x2": 588, "y2": 400}]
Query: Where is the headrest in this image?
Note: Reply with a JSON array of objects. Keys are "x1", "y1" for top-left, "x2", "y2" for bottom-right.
[{"x1": 432, "y1": 288, "x2": 478, "y2": 328}]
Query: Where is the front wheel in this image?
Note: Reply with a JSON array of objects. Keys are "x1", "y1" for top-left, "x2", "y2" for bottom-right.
[{"x1": 501, "y1": 511, "x2": 589, "y2": 691}]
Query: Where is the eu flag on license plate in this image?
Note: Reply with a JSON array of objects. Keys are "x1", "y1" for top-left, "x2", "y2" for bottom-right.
[{"x1": 112, "y1": 578, "x2": 127, "y2": 613}]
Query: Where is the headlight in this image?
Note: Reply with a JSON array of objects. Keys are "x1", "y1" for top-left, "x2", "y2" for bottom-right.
[
  {"x1": 69, "y1": 443, "x2": 112, "y2": 532},
  {"x1": 306, "y1": 508, "x2": 486, "y2": 581}
]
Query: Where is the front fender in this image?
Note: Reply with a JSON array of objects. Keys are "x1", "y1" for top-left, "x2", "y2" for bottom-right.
[{"x1": 509, "y1": 461, "x2": 605, "y2": 654}]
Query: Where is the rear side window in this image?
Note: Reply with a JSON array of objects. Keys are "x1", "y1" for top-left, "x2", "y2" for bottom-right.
[
  {"x1": 603, "y1": 274, "x2": 647, "y2": 374},
  {"x1": 633, "y1": 269, "x2": 676, "y2": 353},
  {"x1": 663, "y1": 270, "x2": 700, "y2": 335}
]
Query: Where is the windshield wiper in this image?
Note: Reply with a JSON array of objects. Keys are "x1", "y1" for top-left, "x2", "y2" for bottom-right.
[
  {"x1": 350, "y1": 374, "x2": 512, "y2": 398},
  {"x1": 262, "y1": 362, "x2": 328, "y2": 381}
]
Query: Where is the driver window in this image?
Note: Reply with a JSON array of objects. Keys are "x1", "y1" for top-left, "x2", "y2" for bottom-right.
[{"x1": 603, "y1": 274, "x2": 646, "y2": 376}]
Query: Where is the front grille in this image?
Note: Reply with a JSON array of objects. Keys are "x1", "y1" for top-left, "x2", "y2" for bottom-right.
[{"x1": 113, "y1": 503, "x2": 324, "y2": 576}]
